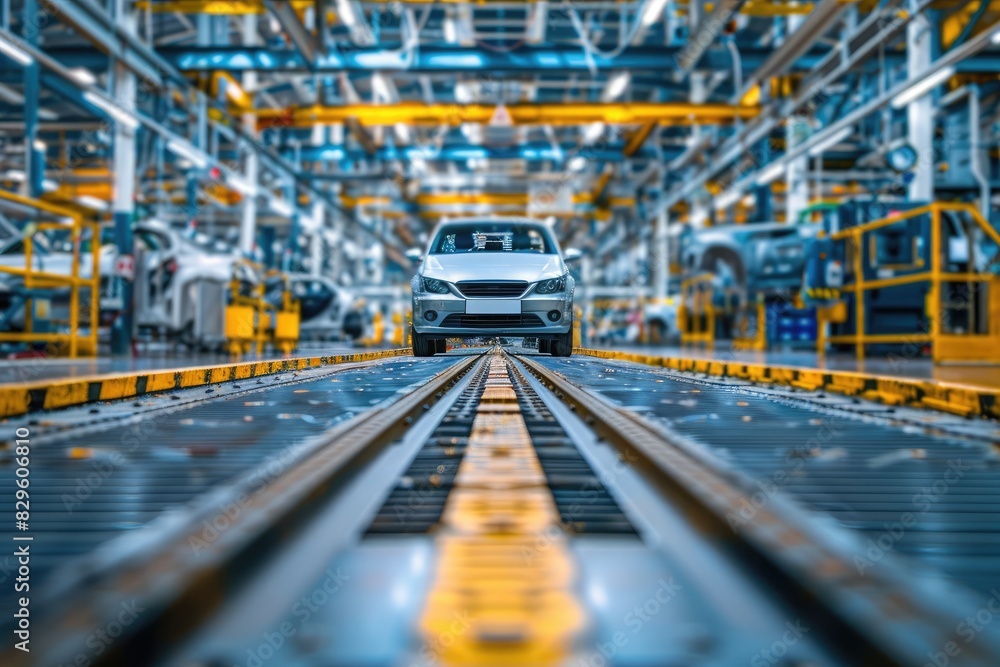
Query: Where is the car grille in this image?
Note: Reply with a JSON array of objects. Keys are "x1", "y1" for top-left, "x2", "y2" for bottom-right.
[
  {"x1": 440, "y1": 314, "x2": 544, "y2": 328},
  {"x1": 456, "y1": 281, "x2": 529, "y2": 298}
]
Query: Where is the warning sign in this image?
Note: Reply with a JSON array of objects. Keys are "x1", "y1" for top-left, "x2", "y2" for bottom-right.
[
  {"x1": 489, "y1": 104, "x2": 513, "y2": 127},
  {"x1": 114, "y1": 254, "x2": 135, "y2": 281}
]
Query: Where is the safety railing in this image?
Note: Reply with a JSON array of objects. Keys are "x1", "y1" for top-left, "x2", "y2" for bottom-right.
[
  {"x1": 827, "y1": 202, "x2": 1000, "y2": 364},
  {"x1": 0, "y1": 191, "x2": 100, "y2": 357}
]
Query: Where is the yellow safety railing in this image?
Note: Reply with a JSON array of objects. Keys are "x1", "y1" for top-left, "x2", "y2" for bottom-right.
[
  {"x1": 827, "y1": 202, "x2": 1000, "y2": 364},
  {"x1": 678, "y1": 273, "x2": 715, "y2": 348},
  {"x1": 0, "y1": 191, "x2": 100, "y2": 357}
]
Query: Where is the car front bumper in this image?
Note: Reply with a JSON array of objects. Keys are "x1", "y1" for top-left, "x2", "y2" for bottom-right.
[{"x1": 412, "y1": 291, "x2": 573, "y2": 337}]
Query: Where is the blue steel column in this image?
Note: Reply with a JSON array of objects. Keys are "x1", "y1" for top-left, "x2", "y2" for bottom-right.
[
  {"x1": 754, "y1": 185, "x2": 772, "y2": 222},
  {"x1": 23, "y1": 0, "x2": 42, "y2": 198}
]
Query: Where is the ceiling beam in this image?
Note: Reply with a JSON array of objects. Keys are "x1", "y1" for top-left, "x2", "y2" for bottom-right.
[
  {"x1": 263, "y1": 0, "x2": 322, "y2": 64},
  {"x1": 259, "y1": 103, "x2": 759, "y2": 128}
]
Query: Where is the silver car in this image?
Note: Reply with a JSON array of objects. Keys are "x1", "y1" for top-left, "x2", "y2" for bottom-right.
[{"x1": 410, "y1": 218, "x2": 575, "y2": 357}]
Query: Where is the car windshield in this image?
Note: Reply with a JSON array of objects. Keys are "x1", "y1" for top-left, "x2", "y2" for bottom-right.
[{"x1": 430, "y1": 223, "x2": 555, "y2": 255}]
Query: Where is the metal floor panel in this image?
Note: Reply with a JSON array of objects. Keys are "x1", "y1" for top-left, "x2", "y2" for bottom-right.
[
  {"x1": 535, "y1": 355, "x2": 1000, "y2": 601},
  {"x1": 0, "y1": 356, "x2": 459, "y2": 612}
]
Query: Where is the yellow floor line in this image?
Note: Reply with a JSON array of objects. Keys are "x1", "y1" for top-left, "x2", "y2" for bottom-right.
[{"x1": 420, "y1": 353, "x2": 584, "y2": 666}]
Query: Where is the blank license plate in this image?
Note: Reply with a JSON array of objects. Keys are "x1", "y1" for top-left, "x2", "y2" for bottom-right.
[{"x1": 466, "y1": 299, "x2": 521, "y2": 315}]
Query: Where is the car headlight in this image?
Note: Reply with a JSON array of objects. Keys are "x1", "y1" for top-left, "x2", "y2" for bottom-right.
[
  {"x1": 421, "y1": 277, "x2": 450, "y2": 294},
  {"x1": 535, "y1": 277, "x2": 566, "y2": 294}
]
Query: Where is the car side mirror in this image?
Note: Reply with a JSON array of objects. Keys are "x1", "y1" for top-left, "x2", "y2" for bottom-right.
[
  {"x1": 405, "y1": 248, "x2": 423, "y2": 262},
  {"x1": 563, "y1": 248, "x2": 582, "y2": 262}
]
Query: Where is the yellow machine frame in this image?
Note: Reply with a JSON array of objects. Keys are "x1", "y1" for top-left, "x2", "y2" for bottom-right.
[
  {"x1": 272, "y1": 274, "x2": 301, "y2": 355},
  {"x1": 226, "y1": 266, "x2": 302, "y2": 356},
  {"x1": 678, "y1": 273, "x2": 716, "y2": 348},
  {"x1": 0, "y1": 191, "x2": 100, "y2": 357},
  {"x1": 827, "y1": 202, "x2": 1000, "y2": 364}
]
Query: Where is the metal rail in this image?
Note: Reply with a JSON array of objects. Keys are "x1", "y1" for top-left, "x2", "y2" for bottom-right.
[
  {"x1": 3, "y1": 353, "x2": 484, "y2": 667},
  {"x1": 513, "y1": 352, "x2": 1000, "y2": 666}
]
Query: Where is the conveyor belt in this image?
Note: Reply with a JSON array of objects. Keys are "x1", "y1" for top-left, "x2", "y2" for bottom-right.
[{"x1": 6, "y1": 348, "x2": 1000, "y2": 667}]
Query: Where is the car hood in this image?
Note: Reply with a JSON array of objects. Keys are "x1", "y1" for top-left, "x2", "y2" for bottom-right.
[{"x1": 421, "y1": 253, "x2": 565, "y2": 283}]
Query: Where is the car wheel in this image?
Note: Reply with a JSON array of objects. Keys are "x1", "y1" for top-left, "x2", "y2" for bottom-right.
[
  {"x1": 412, "y1": 332, "x2": 434, "y2": 357},
  {"x1": 538, "y1": 339, "x2": 551, "y2": 354},
  {"x1": 551, "y1": 329, "x2": 573, "y2": 357}
]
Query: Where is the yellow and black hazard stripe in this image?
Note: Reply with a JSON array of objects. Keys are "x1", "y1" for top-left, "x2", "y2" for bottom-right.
[
  {"x1": 805, "y1": 287, "x2": 842, "y2": 300},
  {"x1": 575, "y1": 348, "x2": 1000, "y2": 420},
  {"x1": 0, "y1": 349, "x2": 411, "y2": 419}
]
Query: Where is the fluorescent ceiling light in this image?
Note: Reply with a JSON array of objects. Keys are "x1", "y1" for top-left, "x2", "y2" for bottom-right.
[
  {"x1": 639, "y1": 0, "x2": 669, "y2": 27},
  {"x1": 335, "y1": 0, "x2": 359, "y2": 28},
  {"x1": 228, "y1": 173, "x2": 258, "y2": 196},
  {"x1": 891, "y1": 66, "x2": 955, "y2": 109},
  {"x1": 602, "y1": 72, "x2": 630, "y2": 102},
  {"x1": 225, "y1": 78, "x2": 244, "y2": 102},
  {"x1": 77, "y1": 195, "x2": 108, "y2": 211},
  {"x1": 166, "y1": 139, "x2": 209, "y2": 169},
  {"x1": 992, "y1": 27, "x2": 1000, "y2": 45},
  {"x1": 32, "y1": 139, "x2": 46, "y2": 152},
  {"x1": 807, "y1": 126, "x2": 853, "y2": 157},
  {"x1": 567, "y1": 156, "x2": 586, "y2": 172},
  {"x1": 83, "y1": 91, "x2": 140, "y2": 129},
  {"x1": 2, "y1": 170, "x2": 24, "y2": 182},
  {"x1": 42, "y1": 179, "x2": 57, "y2": 192},
  {"x1": 581, "y1": 122, "x2": 605, "y2": 145},
  {"x1": 755, "y1": 162, "x2": 785, "y2": 186},
  {"x1": 443, "y1": 16, "x2": 458, "y2": 44},
  {"x1": 68, "y1": 67, "x2": 96, "y2": 86},
  {"x1": 271, "y1": 197, "x2": 293, "y2": 217},
  {"x1": 454, "y1": 82, "x2": 474, "y2": 104},
  {"x1": 0, "y1": 35, "x2": 33, "y2": 66}
]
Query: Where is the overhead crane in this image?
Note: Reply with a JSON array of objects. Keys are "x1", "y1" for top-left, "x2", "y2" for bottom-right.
[{"x1": 257, "y1": 101, "x2": 760, "y2": 128}]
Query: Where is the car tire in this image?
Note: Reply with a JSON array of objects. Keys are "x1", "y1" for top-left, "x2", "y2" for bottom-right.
[
  {"x1": 538, "y1": 339, "x2": 551, "y2": 355},
  {"x1": 412, "y1": 332, "x2": 434, "y2": 357},
  {"x1": 435, "y1": 338, "x2": 447, "y2": 354},
  {"x1": 551, "y1": 329, "x2": 573, "y2": 357}
]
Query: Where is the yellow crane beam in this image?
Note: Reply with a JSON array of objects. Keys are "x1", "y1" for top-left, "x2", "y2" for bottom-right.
[
  {"x1": 414, "y1": 192, "x2": 641, "y2": 207},
  {"x1": 135, "y1": 0, "x2": 313, "y2": 14},
  {"x1": 258, "y1": 102, "x2": 758, "y2": 128}
]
